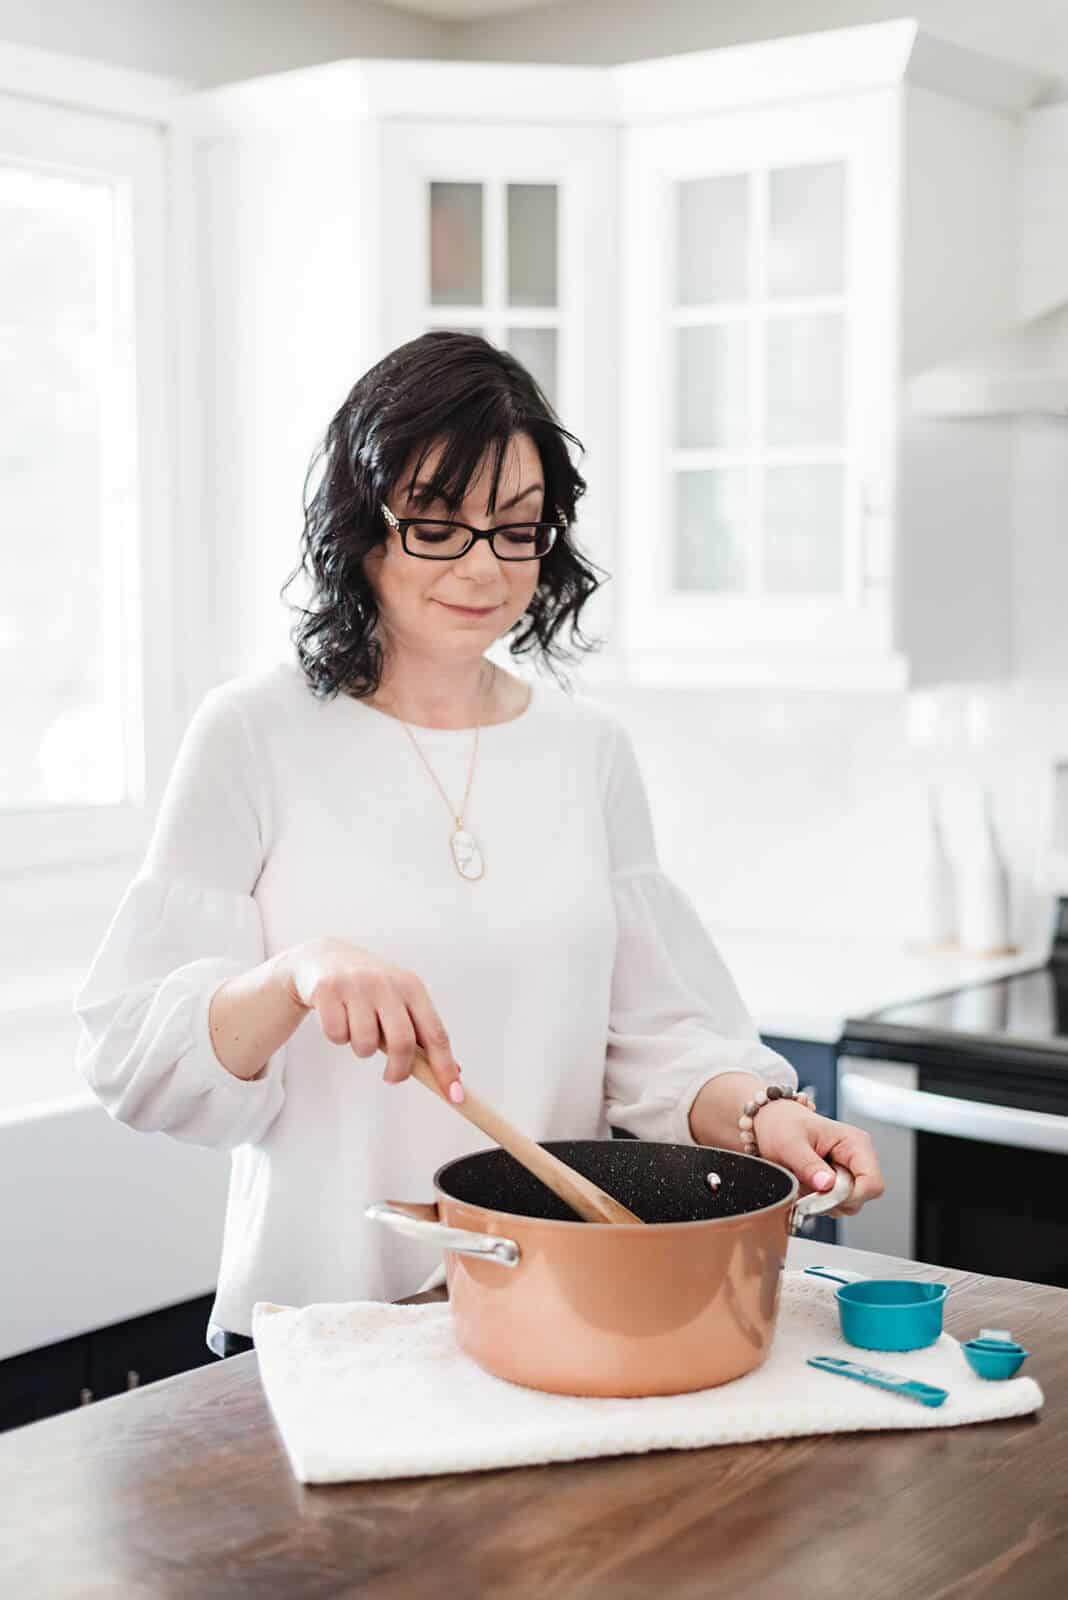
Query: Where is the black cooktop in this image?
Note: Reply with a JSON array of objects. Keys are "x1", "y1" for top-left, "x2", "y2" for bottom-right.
[
  {"x1": 851, "y1": 966, "x2": 1068, "y2": 1050},
  {"x1": 841, "y1": 898, "x2": 1068, "y2": 1070}
]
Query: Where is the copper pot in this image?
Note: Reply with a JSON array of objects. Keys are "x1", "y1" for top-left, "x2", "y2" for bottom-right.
[{"x1": 367, "y1": 1140, "x2": 849, "y2": 1397}]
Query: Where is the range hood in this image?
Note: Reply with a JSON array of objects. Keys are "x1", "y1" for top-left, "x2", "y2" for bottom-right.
[{"x1": 907, "y1": 298, "x2": 1068, "y2": 418}]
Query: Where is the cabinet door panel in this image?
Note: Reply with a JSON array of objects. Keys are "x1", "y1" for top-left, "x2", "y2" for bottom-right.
[
  {"x1": 674, "y1": 468, "x2": 749, "y2": 591},
  {"x1": 763, "y1": 463, "x2": 845, "y2": 594},
  {"x1": 86, "y1": 1294, "x2": 217, "y2": 1399},
  {"x1": 0, "y1": 1337, "x2": 89, "y2": 1433},
  {"x1": 506, "y1": 325, "x2": 558, "y2": 406},
  {"x1": 429, "y1": 181, "x2": 483, "y2": 305},
  {"x1": 507, "y1": 182, "x2": 557, "y2": 308},
  {"x1": 765, "y1": 313, "x2": 845, "y2": 448},
  {"x1": 675, "y1": 324, "x2": 749, "y2": 449},
  {"x1": 675, "y1": 173, "x2": 750, "y2": 304},
  {"x1": 768, "y1": 161, "x2": 844, "y2": 298},
  {"x1": 622, "y1": 95, "x2": 898, "y2": 675},
  {"x1": 761, "y1": 1035, "x2": 838, "y2": 1116}
]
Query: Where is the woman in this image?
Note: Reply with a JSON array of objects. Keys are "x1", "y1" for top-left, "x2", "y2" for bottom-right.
[{"x1": 74, "y1": 331, "x2": 883, "y2": 1359}]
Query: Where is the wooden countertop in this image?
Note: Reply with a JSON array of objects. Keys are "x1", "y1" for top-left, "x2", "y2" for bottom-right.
[{"x1": 1, "y1": 1241, "x2": 1064, "y2": 1599}]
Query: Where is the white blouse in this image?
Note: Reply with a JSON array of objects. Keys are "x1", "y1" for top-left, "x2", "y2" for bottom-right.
[{"x1": 73, "y1": 660, "x2": 795, "y2": 1345}]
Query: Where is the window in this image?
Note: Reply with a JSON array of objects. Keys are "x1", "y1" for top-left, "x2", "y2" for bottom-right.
[
  {"x1": 1, "y1": 164, "x2": 135, "y2": 811},
  {"x1": 0, "y1": 82, "x2": 179, "y2": 874}
]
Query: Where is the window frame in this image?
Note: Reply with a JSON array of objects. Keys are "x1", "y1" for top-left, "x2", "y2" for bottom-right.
[{"x1": 0, "y1": 45, "x2": 202, "y2": 880}]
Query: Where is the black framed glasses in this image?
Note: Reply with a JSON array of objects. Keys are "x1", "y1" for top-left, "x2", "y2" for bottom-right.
[{"x1": 381, "y1": 502, "x2": 562, "y2": 561}]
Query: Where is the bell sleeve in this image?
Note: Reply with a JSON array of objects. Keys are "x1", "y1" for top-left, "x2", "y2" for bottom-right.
[
  {"x1": 600, "y1": 718, "x2": 797, "y2": 1145},
  {"x1": 72, "y1": 686, "x2": 287, "y2": 1151}
]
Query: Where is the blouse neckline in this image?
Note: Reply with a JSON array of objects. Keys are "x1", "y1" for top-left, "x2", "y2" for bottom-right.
[{"x1": 340, "y1": 676, "x2": 541, "y2": 737}]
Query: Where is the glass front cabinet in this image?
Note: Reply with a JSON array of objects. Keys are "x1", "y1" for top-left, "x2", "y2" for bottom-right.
[
  {"x1": 377, "y1": 117, "x2": 619, "y2": 669},
  {"x1": 621, "y1": 96, "x2": 899, "y2": 686},
  {"x1": 178, "y1": 25, "x2": 1034, "y2": 688}
]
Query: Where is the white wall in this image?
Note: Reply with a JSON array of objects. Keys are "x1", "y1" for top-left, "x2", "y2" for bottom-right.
[
  {"x1": 449, "y1": 0, "x2": 1068, "y2": 84},
  {"x1": 0, "y1": 0, "x2": 445, "y2": 85}
]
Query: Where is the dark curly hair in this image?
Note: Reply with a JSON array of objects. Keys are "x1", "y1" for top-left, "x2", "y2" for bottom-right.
[{"x1": 280, "y1": 331, "x2": 610, "y2": 701}]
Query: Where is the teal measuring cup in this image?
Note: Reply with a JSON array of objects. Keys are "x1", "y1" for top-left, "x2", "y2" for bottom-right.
[{"x1": 804, "y1": 1266, "x2": 950, "y2": 1352}]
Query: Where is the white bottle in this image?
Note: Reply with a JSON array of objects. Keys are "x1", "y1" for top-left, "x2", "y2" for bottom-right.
[
  {"x1": 958, "y1": 786, "x2": 1011, "y2": 955},
  {"x1": 917, "y1": 784, "x2": 957, "y2": 948}
]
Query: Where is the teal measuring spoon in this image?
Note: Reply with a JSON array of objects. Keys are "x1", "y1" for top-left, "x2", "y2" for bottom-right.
[{"x1": 808, "y1": 1355, "x2": 948, "y2": 1407}]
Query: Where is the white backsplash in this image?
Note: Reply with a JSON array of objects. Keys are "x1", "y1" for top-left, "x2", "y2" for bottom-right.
[{"x1": 577, "y1": 673, "x2": 1066, "y2": 953}]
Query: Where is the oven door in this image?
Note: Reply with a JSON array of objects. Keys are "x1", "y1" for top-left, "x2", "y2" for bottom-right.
[{"x1": 836, "y1": 1054, "x2": 1068, "y2": 1285}]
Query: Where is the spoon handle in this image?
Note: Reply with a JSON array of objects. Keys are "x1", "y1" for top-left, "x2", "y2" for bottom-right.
[
  {"x1": 808, "y1": 1357, "x2": 948, "y2": 1408},
  {"x1": 407, "y1": 1048, "x2": 642, "y2": 1225}
]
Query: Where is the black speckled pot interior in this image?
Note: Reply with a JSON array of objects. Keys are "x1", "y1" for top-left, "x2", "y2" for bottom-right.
[{"x1": 435, "y1": 1140, "x2": 795, "y2": 1225}]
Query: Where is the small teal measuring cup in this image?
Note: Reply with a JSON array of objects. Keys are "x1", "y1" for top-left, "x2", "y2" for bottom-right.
[{"x1": 804, "y1": 1266, "x2": 950, "y2": 1352}]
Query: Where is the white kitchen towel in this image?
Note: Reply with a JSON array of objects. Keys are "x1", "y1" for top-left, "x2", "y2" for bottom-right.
[{"x1": 251, "y1": 1273, "x2": 1043, "y2": 1485}]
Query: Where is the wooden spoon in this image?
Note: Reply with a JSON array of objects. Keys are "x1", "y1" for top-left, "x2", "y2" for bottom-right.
[{"x1": 406, "y1": 1045, "x2": 643, "y2": 1225}]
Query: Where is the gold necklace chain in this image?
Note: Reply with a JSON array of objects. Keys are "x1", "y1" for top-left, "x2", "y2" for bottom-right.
[{"x1": 395, "y1": 660, "x2": 494, "y2": 882}]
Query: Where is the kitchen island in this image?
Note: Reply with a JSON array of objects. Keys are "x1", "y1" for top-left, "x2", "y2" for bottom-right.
[{"x1": 1, "y1": 1239, "x2": 1063, "y2": 1599}]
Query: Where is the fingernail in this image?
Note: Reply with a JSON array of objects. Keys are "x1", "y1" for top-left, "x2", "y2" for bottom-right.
[
  {"x1": 812, "y1": 1170, "x2": 833, "y2": 1191},
  {"x1": 448, "y1": 1080, "x2": 465, "y2": 1104}
]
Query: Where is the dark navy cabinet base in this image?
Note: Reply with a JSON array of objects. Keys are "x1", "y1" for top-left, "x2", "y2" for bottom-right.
[
  {"x1": 0, "y1": 1294, "x2": 217, "y2": 1434},
  {"x1": 761, "y1": 1035, "x2": 838, "y2": 1123}
]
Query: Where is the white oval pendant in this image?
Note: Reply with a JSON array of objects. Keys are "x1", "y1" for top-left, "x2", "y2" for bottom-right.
[{"x1": 450, "y1": 828, "x2": 484, "y2": 881}]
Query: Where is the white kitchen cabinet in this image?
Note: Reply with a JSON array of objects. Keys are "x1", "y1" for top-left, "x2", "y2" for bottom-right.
[
  {"x1": 175, "y1": 25, "x2": 1048, "y2": 692},
  {"x1": 621, "y1": 95, "x2": 897, "y2": 685},
  {"x1": 616, "y1": 29, "x2": 1047, "y2": 689},
  {"x1": 378, "y1": 118, "x2": 620, "y2": 675}
]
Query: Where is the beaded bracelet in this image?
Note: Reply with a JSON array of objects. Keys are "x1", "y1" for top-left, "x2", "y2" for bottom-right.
[{"x1": 739, "y1": 1084, "x2": 815, "y2": 1154}]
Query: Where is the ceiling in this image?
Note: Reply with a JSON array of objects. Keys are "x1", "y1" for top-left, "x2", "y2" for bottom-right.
[{"x1": 371, "y1": 0, "x2": 563, "y2": 20}]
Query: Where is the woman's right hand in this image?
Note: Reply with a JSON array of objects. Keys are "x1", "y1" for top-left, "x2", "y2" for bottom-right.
[{"x1": 281, "y1": 937, "x2": 463, "y2": 1099}]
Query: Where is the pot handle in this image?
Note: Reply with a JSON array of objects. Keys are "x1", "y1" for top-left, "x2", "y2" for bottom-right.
[
  {"x1": 791, "y1": 1162, "x2": 854, "y2": 1230},
  {"x1": 364, "y1": 1201, "x2": 521, "y2": 1268}
]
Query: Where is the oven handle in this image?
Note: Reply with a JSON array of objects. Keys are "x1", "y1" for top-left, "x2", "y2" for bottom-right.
[{"x1": 839, "y1": 1072, "x2": 1068, "y2": 1155}]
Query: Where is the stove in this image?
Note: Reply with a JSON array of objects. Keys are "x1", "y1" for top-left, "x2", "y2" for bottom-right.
[
  {"x1": 843, "y1": 896, "x2": 1068, "y2": 1071},
  {"x1": 834, "y1": 898, "x2": 1068, "y2": 1288}
]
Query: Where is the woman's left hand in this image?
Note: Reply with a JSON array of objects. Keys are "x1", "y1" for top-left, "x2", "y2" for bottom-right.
[{"x1": 747, "y1": 1099, "x2": 885, "y2": 1216}]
